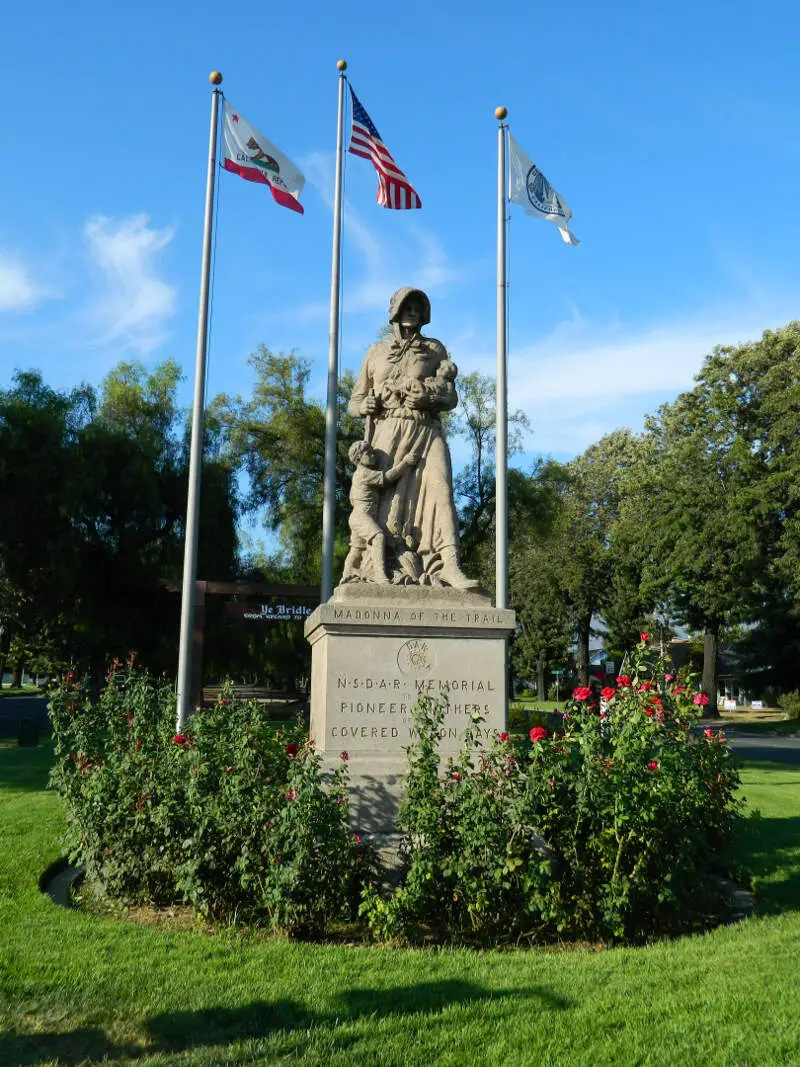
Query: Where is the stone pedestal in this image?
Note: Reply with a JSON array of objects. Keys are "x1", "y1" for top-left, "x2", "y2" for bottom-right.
[{"x1": 304, "y1": 585, "x2": 516, "y2": 837}]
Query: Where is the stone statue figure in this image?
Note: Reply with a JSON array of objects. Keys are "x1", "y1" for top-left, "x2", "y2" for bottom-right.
[{"x1": 342, "y1": 287, "x2": 479, "y2": 589}]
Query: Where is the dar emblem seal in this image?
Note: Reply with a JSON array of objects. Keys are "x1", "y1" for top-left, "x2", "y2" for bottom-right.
[
  {"x1": 397, "y1": 638, "x2": 436, "y2": 675},
  {"x1": 526, "y1": 164, "x2": 569, "y2": 220}
]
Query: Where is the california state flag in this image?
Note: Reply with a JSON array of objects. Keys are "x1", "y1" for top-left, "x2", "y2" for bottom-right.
[{"x1": 222, "y1": 100, "x2": 305, "y2": 214}]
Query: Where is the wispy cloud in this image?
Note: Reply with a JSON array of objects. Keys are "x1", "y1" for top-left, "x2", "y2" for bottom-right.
[
  {"x1": 0, "y1": 252, "x2": 48, "y2": 312},
  {"x1": 84, "y1": 214, "x2": 177, "y2": 352},
  {"x1": 458, "y1": 301, "x2": 800, "y2": 458},
  {"x1": 299, "y1": 151, "x2": 469, "y2": 319},
  {"x1": 510, "y1": 310, "x2": 788, "y2": 406}
]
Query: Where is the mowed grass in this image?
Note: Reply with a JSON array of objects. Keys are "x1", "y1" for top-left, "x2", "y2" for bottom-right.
[
  {"x1": 0, "y1": 685, "x2": 42, "y2": 699},
  {"x1": 720, "y1": 715, "x2": 800, "y2": 735},
  {"x1": 1, "y1": 745, "x2": 799, "y2": 1066}
]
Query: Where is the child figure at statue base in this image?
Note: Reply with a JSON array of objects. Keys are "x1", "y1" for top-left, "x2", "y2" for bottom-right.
[{"x1": 341, "y1": 441, "x2": 419, "y2": 584}]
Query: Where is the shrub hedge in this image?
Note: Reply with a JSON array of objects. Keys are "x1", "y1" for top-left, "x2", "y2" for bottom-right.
[{"x1": 50, "y1": 639, "x2": 742, "y2": 945}]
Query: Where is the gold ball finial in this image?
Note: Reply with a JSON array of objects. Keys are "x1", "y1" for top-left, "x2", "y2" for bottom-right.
[
  {"x1": 337, "y1": 59, "x2": 347, "y2": 71},
  {"x1": 209, "y1": 71, "x2": 223, "y2": 85},
  {"x1": 495, "y1": 106, "x2": 508, "y2": 121}
]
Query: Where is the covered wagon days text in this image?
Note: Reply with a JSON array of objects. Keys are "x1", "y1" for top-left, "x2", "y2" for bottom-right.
[{"x1": 331, "y1": 675, "x2": 498, "y2": 742}]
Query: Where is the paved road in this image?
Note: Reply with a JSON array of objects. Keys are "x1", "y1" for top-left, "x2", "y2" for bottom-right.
[
  {"x1": 725, "y1": 733, "x2": 800, "y2": 767},
  {"x1": 0, "y1": 696, "x2": 50, "y2": 741}
]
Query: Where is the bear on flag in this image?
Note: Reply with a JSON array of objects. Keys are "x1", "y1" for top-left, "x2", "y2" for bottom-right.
[{"x1": 222, "y1": 100, "x2": 305, "y2": 214}]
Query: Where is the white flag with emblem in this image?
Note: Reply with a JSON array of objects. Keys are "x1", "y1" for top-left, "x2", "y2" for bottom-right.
[
  {"x1": 508, "y1": 134, "x2": 578, "y2": 245},
  {"x1": 222, "y1": 100, "x2": 305, "y2": 214}
]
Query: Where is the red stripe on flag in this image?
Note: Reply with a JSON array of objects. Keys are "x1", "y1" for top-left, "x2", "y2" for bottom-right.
[
  {"x1": 269, "y1": 185, "x2": 304, "y2": 214},
  {"x1": 347, "y1": 112, "x2": 421, "y2": 210},
  {"x1": 222, "y1": 158, "x2": 304, "y2": 214}
]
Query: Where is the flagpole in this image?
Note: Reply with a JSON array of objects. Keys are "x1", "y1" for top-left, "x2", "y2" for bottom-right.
[
  {"x1": 176, "y1": 71, "x2": 223, "y2": 731},
  {"x1": 495, "y1": 106, "x2": 509, "y2": 611},
  {"x1": 320, "y1": 59, "x2": 347, "y2": 602}
]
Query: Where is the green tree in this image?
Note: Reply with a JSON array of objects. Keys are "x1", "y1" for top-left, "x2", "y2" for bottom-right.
[
  {"x1": 219, "y1": 347, "x2": 361, "y2": 583},
  {"x1": 507, "y1": 462, "x2": 573, "y2": 692},
  {"x1": 0, "y1": 372, "x2": 92, "y2": 679},
  {"x1": 555, "y1": 431, "x2": 647, "y2": 684},
  {"x1": 636, "y1": 384, "x2": 768, "y2": 715},
  {"x1": 449, "y1": 370, "x2": 530, "y2": 572},
  {"x1": 0, "y1": 360, "x2": 240, "y2": 681},
  {"x1": 644, "y1": 322, "x2": 800, "y2": 704}
]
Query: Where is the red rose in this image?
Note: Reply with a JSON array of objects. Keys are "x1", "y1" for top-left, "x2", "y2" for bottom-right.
[
  {"x1": 285, "y1": 743, "x2": 300, "y2": 758},
  {"x1": 644, "y1": 708, "x2": 654, "y2": 717},
  {"x1": 600, "y1": 686, "x2": 616, "y2": 701},
  {"x1": 649, "y1": 695, "x2": 662, "y2": 706},
  {"x1": 573, "y1": 686, "x2": 593, "y2": 701},
  {"x1": 617, "y1": 675, "x2": 632, "y2": 687},
  {"x1": 693, "y1": 693, "x2": 710, "y2": 706},
  {"x1": 172, "y1": 734, "x2": 185, "y2": 746},
  {"x1": 704, "y1": 728, "x2": 714, "y2": 739},
  {"x1": 529, "y1": 726, "x2": 548, "y2": 743},
  {"x1": 498, "y1": 731, "x2": 510, "y2": 742},
  {"x1": 640, "y1": 632, "x2": 650, "y2": 642},
  {"x1": 647, "y1": 760, "x2": 659, "y2": 771},
  {"x1": 340, "y1": 750, "x2": 349, "y2": 761}
]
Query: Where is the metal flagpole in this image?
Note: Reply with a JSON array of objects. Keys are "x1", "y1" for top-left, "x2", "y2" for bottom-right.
[
  {"x1": 176, "y1": 71, "x2": 223, "y2": 731},
  {"x1": 320, "y1": 59, "x2": 348, "y2": 603},
  {"x1": 495, "y1": 106, "x2": 509, "y2": 610}
]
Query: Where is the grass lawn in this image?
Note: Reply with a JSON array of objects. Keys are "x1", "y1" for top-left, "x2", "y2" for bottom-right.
[
  {"x1": 510, "y1": 699, "x2": 561, "y2": 712},
  {"x1": 716, "y1": 713, "x2": 800, "y2": 736},
  {"x1": 1, "y1": 745, "x2": 799, "y2": 1065},
  {"x1": 0, "y1": 685, "x2": 42, "y2": 700}
]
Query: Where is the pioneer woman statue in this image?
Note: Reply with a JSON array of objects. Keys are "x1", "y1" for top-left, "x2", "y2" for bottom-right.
[{"x1": 344, "y1": 287, "x2": 478, "y2": 589}]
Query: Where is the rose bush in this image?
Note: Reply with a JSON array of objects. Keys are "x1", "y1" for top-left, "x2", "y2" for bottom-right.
[
  {"x1": 360, "y1": 646, "x2": 742, "y2": 945},
  {"x1": 49, "y1": 669, "x2": 374, "y2": 936}
]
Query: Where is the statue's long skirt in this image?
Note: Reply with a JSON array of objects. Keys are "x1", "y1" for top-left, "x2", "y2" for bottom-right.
[{"x1": 371, "y1": 415, "x2": 460, "y2": 574}]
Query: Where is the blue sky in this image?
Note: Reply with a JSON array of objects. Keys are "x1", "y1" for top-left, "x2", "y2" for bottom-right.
[{"x1": 4, "y1": 0, "x2": 800, "y2": 471}]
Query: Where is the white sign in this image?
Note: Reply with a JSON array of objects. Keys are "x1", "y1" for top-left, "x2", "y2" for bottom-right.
[
  {"x1": 751, "y1": 700, "x2": 764, "y2": 709},
  {"x1": 723, "y1": 699, "x2": 737, "y2": 711}
]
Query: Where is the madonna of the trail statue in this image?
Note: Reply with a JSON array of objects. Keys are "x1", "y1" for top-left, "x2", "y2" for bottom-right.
[{"x1": 341, "y1": 287, "x2": 479, "y2": 590}]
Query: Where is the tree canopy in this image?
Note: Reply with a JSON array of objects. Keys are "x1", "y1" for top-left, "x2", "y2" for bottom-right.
[{"x1": 6, "y1": 321, "x2": 800, "y2": 703}]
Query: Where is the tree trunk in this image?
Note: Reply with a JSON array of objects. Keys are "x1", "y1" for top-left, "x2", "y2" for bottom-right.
[
  {"x1": 537, "y1": 649, "x2": 546, "y2": 702},
  {"x1": 11, "y1": 662, "x2": 23, "y2": 688},
  {"x1": 576, "y1": 615, "x2": 591, "y2": 686},
  {"x1": 702, "y1": 626, "x2": 720, "y2": 718},
  {"x1": 0, "y1": 627, "x2": 9, "y2": 688}
]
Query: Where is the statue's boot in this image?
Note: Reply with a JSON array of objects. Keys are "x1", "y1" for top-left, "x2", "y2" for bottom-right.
[
  {"x1": 369, "y1": 535, "x2": 390, "y2": 584},
  {"x1": 437, "y1": 547, "x2": 480, "y2": 589}
]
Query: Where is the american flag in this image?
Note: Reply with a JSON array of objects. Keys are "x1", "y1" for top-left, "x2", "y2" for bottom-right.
[{"x1": 348, "y1": 86, "x2": 421, "y2": 210}]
